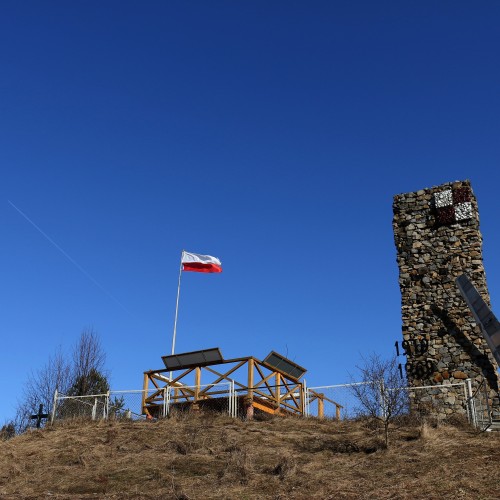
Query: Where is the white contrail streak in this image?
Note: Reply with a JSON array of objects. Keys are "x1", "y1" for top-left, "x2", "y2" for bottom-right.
[{"x1": 8, "y1": 200, "x2": 131, "y2": 314}]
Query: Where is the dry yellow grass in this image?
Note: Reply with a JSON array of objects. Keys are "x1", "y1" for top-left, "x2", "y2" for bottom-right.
[{"x1": 1, "y1": 413, "x2": 499, "y2": 499}]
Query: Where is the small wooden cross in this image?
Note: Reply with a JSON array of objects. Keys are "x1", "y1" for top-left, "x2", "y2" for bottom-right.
[{"x1": 30, "y1": 404, "x2": 49, "y2": 428}]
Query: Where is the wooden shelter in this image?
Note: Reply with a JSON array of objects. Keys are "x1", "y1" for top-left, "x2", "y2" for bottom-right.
[{"x1": 141, "y1": 348, "x2": 342, "y2": 419}]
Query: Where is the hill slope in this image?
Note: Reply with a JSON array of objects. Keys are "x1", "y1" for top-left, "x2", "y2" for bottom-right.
[{"x1": 1, "y1": 414, "x2": 499, "y2": 499}]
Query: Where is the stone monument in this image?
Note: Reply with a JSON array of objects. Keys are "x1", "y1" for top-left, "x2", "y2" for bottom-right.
[{"x1": 392, "y1": 180, "x2": 499, "y2": 415}]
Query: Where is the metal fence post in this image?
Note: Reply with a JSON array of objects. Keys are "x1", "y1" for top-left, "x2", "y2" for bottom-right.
[
  {"x1": 232, "y1": 380, "x2": 238, "y2": 418},
  {"x1": 482, "y1": 377, "x2": 492, "y2": 429},
  {"x1": 165, "y1": 387, "x2": 171, "y2": 417},
  {"x1": 91, "y1": 398, "x2": 97, "y2": 420},
  {"x1": 162, "y1": 388, "x2": 171, "y2": 418},
  {"x1": 303, "y1": 380, "x2": 308, "y2": 417},
  {"x1": 50, "y1": 389, "x2": 58, "y2": 424},
  {"x1": 105, "y1": 391, "x2": 110, "y2": 420},
  {"x1": 465, "y1": 379, "x2": 475, "y2": 425},
  {"x1": 232, "y1": 380, "x2": 237, "y2": 418}
]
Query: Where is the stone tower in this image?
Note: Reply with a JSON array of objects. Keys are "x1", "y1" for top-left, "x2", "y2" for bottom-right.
[{"x1": 392, "y1": 180, "x2": 499, "y2": 414}]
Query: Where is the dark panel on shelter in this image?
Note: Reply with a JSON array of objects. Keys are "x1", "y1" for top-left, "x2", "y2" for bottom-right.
[
  {"x1": 263, "y1": 351, "x2": 306, "y2": 380},
  {"x1": 162, "y1": 348, "x2": 223, "y2": 371}
]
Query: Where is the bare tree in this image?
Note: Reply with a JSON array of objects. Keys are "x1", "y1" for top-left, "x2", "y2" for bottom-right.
[
  {"x1": 350, "y1": 354, "x2": 408, "y2": 447},
  {"x1": 15, "y1": 347, "x2": 71, "y2": 433},
  {"x1": 69, "y1": 327, "x2": 108, "y2": 396},
  {"x1": 13, "y1": 328, "x2": 109, "y2": 432}
]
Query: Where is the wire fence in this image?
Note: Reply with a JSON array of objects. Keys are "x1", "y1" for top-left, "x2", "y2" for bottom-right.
[
  {"x1": 305, "y1": 381, "x2": 472, "y2": 422},
  {"x1": 109, "y1": 390, "x2": 157, "y2": 420},
  {"x1": 52, "y1": 390, "x2": 161, "y2": 421},
  {"x1": 466, "y1": 378, "x2": 500, "y2": 431},
  {"x1": 51, "y1": 383, "x2": 236, "y2": 423},
  {"x1": 49, "y1": 379, "x2": 488, "y2": 428},
  {"x1": 403, "y1": 383, "x2": 469, "y2": 419},
  {"x1": 306, "y1": 383, "x2": 371, "y2": 419},
  {"x1": 53, "y1": 393, "x2": 108, "y2": 421}
]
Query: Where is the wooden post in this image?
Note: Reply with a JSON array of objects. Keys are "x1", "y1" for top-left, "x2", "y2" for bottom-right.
[
  {"x1": 191, "y1": 367, "x2": 202, "y2": 413},
  {"x1": 194, "y1": 367, "x2": 201, "y2": 402},
  {"x1": 318, "y1": 394, "x2": 324, "y2": 420},
  {"x1": 336, "y1": 404, "x2": 341, "y2": 421},
  {"x1": 247, "y1": 358, "x2": 254, "y2": 398},
  {"x1": 141, "y1": 373, "x2": 149, "y2": 414},
  {"x1": 246, "y1": 358, "x2": 254, "y2": 420},
  {"x1": 275, "y1": 372, "x2": 281, "y2": 414}
]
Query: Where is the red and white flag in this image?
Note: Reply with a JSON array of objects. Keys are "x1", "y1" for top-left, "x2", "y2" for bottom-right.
[{"x1": 182, "y1": 251, "x2": 222, "y2": 273}]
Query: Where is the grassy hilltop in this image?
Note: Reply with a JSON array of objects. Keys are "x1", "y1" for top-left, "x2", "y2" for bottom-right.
[{"x1": 1, "y1": 414, "x2": 499, "y2": 499}]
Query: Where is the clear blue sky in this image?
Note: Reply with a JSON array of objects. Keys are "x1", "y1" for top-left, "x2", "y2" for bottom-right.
[{"x1": 1, "y1": 1, "x2": 499, "y2": 421}]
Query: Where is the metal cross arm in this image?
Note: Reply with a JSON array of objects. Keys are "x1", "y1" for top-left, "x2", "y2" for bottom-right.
[{"x1": 30, "y1": 403, "x2": 49, "y2": 428}]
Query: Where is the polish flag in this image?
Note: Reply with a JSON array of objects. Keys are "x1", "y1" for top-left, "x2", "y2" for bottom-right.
[{"x1": 182, "y1": 251, "x2": 222, "y2": 273}]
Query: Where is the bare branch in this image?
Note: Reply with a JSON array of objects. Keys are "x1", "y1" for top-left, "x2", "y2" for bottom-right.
[
  {"x1": 13, "y1": 328, "x2": 109, "y2": 433},
  {"x1": 15, "y1": 347, "x2": 71, "y2": 433},
  {"x1": 350, "y1": 353, "x2": 408, "y2": 447},
  {"x1": 72, "y1": 327, "x2": 106, "y2": 380}
]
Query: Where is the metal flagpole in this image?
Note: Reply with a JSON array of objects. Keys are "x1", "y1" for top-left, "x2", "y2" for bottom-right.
[
  {"x1": 170, "y1": 250, "x2": 184, "y2": 380},
  {"x1": 169, "y1": 250, "x2": 184, "y2": 383},
  {"x1": 171, "y1": 250, "x2": 184, "y2": 356}
]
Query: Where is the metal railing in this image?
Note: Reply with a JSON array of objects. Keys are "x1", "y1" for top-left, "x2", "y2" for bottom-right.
[
  {"x1": 51, "y1": 383, "x2": 236, "y2": 423},
  {"x1": 48, "y1": 379, "x2": 492, "y2": 428},
  {"x1": 305, "y1": 381, "x2": 473, "y2": 422},
  {"x1": 162, "y1": 382, "x2": 235, "y2": 418},
  {"x1": 305, "y1": 382, "x2": 371, "y2": 419},
  {"x1": 465, "y1": 378, "x2": 496, "y2": 431}
]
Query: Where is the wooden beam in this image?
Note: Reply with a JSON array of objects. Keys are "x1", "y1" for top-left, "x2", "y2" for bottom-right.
[
  {"x1": 318, "y1": 396, "x2": 324, "y2": 419},
  {"x1": 247, "y1": 358, "x2": 254, "y2": 397},
  {"x1": 253, "y1": 363, "x2": 276, "y2": 395},
  {"x1": 144, "y1": 388, "x2": 165, "y2": 404},
  {"x1": 279, "y1": 382, "x2": 301, "y2": 409},
  {"x1": 151, "y1": 379, "x2": 160, "y2": 389},
  {"x1": 194, "y1": 367, "x2": 201, "y2": 402},
  {"x1": 141, "y1": 372, "x2": 149, "y2": 414},
  {"x1": 252, "y1": 375, "x2": 278, "y2": 394},
  {"x1": 150, "y1": 373, "x2": 171, "y2": 384},
  {"x1": 252, "y1": 388, "x2": 278, "y2": 403},
  {"x1": 275, "y1": 372, "x2": 281, "y2": 414},
  {"x1": 249, "y1": 388, "x2": 302, "y2": 414},
  {"x1": 170, "y1": 367, "x2": 195, "y2": 385},
  {"x1": 275, "y1": 399, "x2": 303, "y2": 414},
  {"x1": 308, "y1": 389, "x2": 343, "y2": 412},
  {"x1": 200, "y1": 360, "x2": 248, "y2": 392},
  {"x1": 252, "y1": 400, "x2": 279, "y2": 415}
]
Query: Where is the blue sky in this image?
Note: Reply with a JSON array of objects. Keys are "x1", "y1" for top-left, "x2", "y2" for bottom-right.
[{"x1": 1, "y1": 1, "x2": 499, "y2": 421}]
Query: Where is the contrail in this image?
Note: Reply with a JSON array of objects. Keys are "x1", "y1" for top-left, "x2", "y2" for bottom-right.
[{"x1": 8, "y1": 200, "x2": 131, "y2": 314}]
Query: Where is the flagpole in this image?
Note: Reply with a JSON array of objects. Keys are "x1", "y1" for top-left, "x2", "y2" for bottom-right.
[{"x1": 171, "y1": 250, "x2": 184, "y2": 356}]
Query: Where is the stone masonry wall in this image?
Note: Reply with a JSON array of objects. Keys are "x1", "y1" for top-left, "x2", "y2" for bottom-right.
[{"x1": 392, "y1": 180, "x2": 499, "y2": 417}]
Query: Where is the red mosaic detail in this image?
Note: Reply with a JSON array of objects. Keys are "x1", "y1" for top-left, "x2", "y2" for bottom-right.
[
  {"x1": 436, "y1": 205, "x2": 455, "y2": 225},
  {"x1": 452, "y1": 186, "x2": 471, "y2": 204}
]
